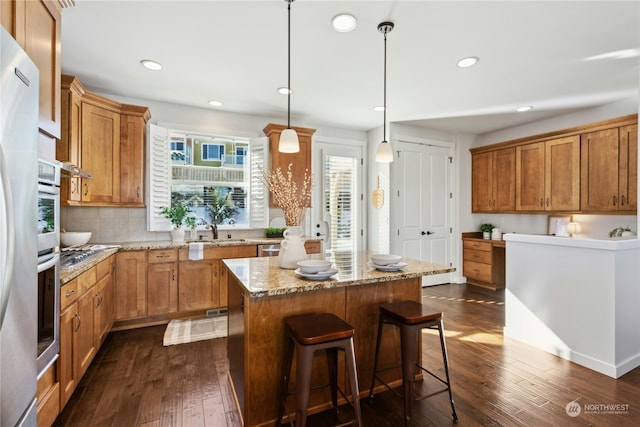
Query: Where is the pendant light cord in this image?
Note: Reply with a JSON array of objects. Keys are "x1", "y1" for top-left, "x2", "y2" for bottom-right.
[
  {"x1": 287, "y1": 0, "x2": 292, "y2": 129},
  {"x1": 382, "y1": 27, "x2": 388, "y2": 143}
]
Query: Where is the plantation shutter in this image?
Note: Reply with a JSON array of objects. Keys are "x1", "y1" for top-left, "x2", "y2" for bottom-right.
[
  {"x1": 323, "y1": 154, "x2": 358, "y2": 252},
  {"x1": 147, "y1": 124, "x2": 172, "y2": 231},
  {"x1": 249, "y1": 136, "x2": 269, "y2": 228}
]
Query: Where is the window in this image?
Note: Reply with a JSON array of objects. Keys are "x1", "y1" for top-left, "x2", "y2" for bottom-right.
[{"x1": 147, "y1": 124, "x2": 268, "y2": 231}]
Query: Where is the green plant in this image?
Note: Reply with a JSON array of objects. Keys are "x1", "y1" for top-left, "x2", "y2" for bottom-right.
[
  {"x1": 184, "y1": 216, "x2": 197, "y2": 230},
  {"x1": 160, "y1": 202, "x2": 191, "y2": 228},
  {"x1": 266, "y1": 227, "x2": 286, "y2": 234},
  {"x1": 480, "y1": 223, "x2": 494, "y2": 233},
  {"x1": 205, "y1": 187, "x2": 239, "y2": 224},
  {"x1": 609, "y1": 226, "x2": 632, "y2": 238}
]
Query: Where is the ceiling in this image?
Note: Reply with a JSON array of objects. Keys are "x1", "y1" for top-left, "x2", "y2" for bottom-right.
[{"x1": 60, "y1": 1, "x2": 639, "y2": 135}]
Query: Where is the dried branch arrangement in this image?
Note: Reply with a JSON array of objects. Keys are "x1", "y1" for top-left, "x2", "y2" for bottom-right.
[{"x1": 261, "y1": 163, "x2": 312, "y2": 226}]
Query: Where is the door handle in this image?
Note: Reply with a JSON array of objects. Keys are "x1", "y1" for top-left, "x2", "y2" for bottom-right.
[{"x1": 421, "y1": 231, "x2": 434, "y2": 235}]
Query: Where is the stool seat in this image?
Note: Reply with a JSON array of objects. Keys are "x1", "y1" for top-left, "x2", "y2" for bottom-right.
[
  {"x1": 278, "y1": 312, "x2": 362, "y2": 427},
  {"x1": 287, "y1": 313, "x2": 355, "y2": 345},
  {"x1": 380, "y1": 301, "x2": 442, "y2": 325}
]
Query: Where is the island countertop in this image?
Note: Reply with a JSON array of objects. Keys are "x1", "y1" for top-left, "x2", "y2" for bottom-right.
[{"x1": 222, "y1": 251, "x2": 455, "y2": 298}]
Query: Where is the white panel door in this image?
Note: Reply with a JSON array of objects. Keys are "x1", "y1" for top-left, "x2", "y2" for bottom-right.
[{"x1": 393, "y1": 141, "x2": 453, "y2": 286}]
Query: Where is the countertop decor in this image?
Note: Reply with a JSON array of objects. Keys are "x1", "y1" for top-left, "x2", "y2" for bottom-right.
[{"x1": 261, "y1": 163, "x2": 312, "y2": 226}]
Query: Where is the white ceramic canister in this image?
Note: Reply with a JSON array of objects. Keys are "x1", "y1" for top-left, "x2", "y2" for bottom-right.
[{"x1": 491, "y1": 228, "x2": 502, "y2": 240}]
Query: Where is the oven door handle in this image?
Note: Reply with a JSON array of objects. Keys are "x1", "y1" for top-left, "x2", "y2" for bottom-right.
[{"x1": 38, "y1": 252, "x2": 60, "y2": 273}]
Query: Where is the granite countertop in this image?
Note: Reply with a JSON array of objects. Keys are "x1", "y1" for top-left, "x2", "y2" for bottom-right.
[
  {"x1": 60, "y1": 248, "x2": 119, "y2": 285},
  {"x1": 222, "y1": 251, "x2": 455, "y2": 298}
]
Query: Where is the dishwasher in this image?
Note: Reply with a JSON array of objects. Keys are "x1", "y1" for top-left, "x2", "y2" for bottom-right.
[{"x1": 257, "y1": 244, "x2": 280, "y2": 257}]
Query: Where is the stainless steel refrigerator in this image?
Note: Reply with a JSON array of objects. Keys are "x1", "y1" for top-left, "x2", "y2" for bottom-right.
[{"x1": 0, "y1": 26, "x2": 40, "y2": 427}]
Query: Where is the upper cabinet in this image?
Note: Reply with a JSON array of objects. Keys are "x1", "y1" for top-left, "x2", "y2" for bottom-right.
[
  {"x1": 57, "y1": 75, "x2": 151, "y2": 207},
  {"x1": 263, "y1": 123, "x2": 316, "y2": 207},
  {"x1": 581, "y1": 124, "x2": 638, "y2": 212},
  {"x1": 2, "y1": 0, "x2": 63, "y2": 138},
  {"x1": 471, "y1": 114, "x2": 637, "y2": 215},
  {"x1": 471, "y1": 147, "x2": 515, "y2": 212},
  {"x1": 515, "y1": 136, "x2": 580, "y2": 212}
]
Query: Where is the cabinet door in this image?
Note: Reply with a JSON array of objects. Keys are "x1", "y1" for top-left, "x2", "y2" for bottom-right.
[
  {"x1": 59, "y1": 83, "x2": 82, "y2": 204},
  {"x1": 492, "y1": 147, "x2": 516, "y2": 211},
  {"x1": 545, "y1": 136, "x2": 580, "y2": 211},
  {"x1": 516, "y1": 142, "x2": 545, "y2": 211},
  {"x1": 147, "y1": 262, "x2": 178, "y2": 316},
  {"x1": 81, "y1": 102, "x2": 121, "y2": 203},
  {"x1": 119, "y1": 114, "x2": 146, "y2": 206},
  {"x1": 93, "y1": 271, "x2": 113, "y2": 347},
  {"x1": 264, "y1": 123, "x2": 316, "y2": 208},
  {"x1": 178, "y1": 260, "x2": 219, "y2": 312},
  {"x1": 619, "y1": 124, "x2": 637, "y2": 211},
  {"x1": 59, "y1": 304, "x2": 78, "y2": 408},
  {"x1": 581, "y1": 128, "x2": 620, "y2": 211},
  {"x1": 76, "y1": 290, "x2": 96, "y2": 379},
  {"x1": 115, "y1": 251, "x2": 147, "y2": 320},
  {"x1": 471, "y1": 152, "x2": 493, "y2": 212}
]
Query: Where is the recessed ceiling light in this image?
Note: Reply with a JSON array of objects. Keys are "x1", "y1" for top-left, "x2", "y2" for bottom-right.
[
  {"x1": 517, "y1": 106, "x2": 533, "y2": 112},
  {"x1": 278, "y1": 87, "x2": 292, "y2": 95},
  {"x1": 140, "y1": 59, "x2": 163, "y2": 71},
  {"x1": 457, "y1": 56, "x2": 479, "y2": 68},
  {"x1": 373, "y1": 106, "x2": 385, "y2": 112},
  {"x1": 208, "y1": 100, "x2": 223, "y2": 107},
  {"x1": 332, "y1": 14, "x2": 357, "y2": 32}
]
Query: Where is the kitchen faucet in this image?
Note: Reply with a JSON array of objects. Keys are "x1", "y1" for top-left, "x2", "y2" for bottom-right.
[{"x1": 207, "y1": 223, "x2": 218, "y2": 240}]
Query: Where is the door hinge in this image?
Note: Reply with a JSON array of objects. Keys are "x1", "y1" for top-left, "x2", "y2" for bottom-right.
[
  {"x1": 361, "y1": 193, "x2": 363, "y2": 201},
  {"x1": 361, "y1": 229, "x2": 364, "y2": 236},
  {"x1": 448, "y1": 156, "x2": 453, "y2": 164},
  {"x1": 361, "y1": 158, "x2": 364, "y2": 165},
  {"x1": 450, "y1": 192, "x2": 453, "y2": 199},
  {"x1": 450, "y1": 227, "x2": 453, "y2": 233}
]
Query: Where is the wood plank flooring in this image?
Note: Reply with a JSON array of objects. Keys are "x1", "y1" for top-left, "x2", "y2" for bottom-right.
[{"x1": 54, "y1": 284, "x2": 640, "y2": 426}]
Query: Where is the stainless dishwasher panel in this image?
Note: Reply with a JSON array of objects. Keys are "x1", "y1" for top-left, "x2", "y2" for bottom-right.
[{"x1": 257, "y1": 244, "x2": 280, "y2": 257}]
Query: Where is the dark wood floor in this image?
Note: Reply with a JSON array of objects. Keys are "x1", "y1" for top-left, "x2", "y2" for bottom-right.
[{"x1": 55, "y1": 284, "x2": 640, "y2": 427}]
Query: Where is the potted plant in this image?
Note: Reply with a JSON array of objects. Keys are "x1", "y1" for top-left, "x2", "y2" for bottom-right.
[
  {"x1": 609, "y1": 226, "x2": 635, "y2": 238},
  {"x1": 265, "y1": 227, "x2": 286, "y2": 238},
  {"x1": 185, "y1": 216, "x2": 197, "y2": 241},
  {"x1": 480, "y1": 223, "x2": 494, "y2": 240},
  {"x1": 160, "y1": 201, "x2": 191, "y2": 242}
]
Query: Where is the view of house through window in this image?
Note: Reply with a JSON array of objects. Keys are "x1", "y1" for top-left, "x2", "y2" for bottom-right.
[{"x1": 169, "y1": 133, "x2": 250, "y2": 227}]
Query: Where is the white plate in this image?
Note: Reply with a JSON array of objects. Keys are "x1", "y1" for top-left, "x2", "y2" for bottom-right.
[
  {"x1": 368, "y1": 261, "x2": 408, "y2": 272},
  {"x1": 294, "y1": 268, "x2": 338, "y2": 280}
]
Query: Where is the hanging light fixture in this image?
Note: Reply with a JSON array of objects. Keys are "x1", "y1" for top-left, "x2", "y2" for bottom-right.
[
  {"x1": 279, "y1": 0, "x2": 300, "y2": 153},
  {"x1": 375, "y1": 21, "x2": 394, "y2": 163}
]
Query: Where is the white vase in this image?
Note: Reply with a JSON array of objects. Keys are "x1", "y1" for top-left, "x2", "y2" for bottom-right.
[
  {"x1": 278, "y1": 226, "x2": 307, "y2": 269},
  {"x1": 482, "y1": 231, "x2": 491, "y2": 240},
  {"x1": 171, "y1": 227, "x2": 185, "y2": 242}
]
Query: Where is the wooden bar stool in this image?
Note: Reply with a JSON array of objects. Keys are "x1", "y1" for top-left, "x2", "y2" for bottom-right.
[
  {"x1": 277, "y1": 313, "x2": 363, "y2": 427},
  {"x1": 369, "y1": 300, "x2": 458, "y2": 425}
]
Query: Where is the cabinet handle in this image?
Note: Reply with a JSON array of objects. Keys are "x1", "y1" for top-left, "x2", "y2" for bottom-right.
[
  {"x1": 137, "y1": 187, "x2": 141, "y2": 198},
  {"x1": 621, "y1": 195, "x2": 625, "y2": 206},
  {"x1": 540, "y1": 198, "x2": 544, "y2": 207},
  {"x1": 71, "y1": 180, "x2": 77, "y2": 194},
  {"x1": 546, "y1": 197, "x2": 550, "y2": 207},
  {"x1": 172, "y1": 269, "x2": 175, "y2": 281},
  {"x1": 66, "y1": 289, "x2": 77, "y2": 297},
  {"x1": 613, "y1": 195, "x2": 617, "y2": 206},
  {"x1": 74, "y1": 312, "x2": 81, "y2": 332},
  {"x1": 84, "y1": 183, "x2": 88, "y2": 196}
]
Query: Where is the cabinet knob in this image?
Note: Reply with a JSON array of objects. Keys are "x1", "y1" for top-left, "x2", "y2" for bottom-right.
[{"x1": 66, "y1": 289, "x2": 76, "y2": 297}]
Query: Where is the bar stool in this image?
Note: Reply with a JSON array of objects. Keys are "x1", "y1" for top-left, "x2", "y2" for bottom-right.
[
  {"x1": 369, "y1": 300, "x2": 458, "y2": 425},
  {"x1": 277, "y1": 313, "x2": 363, "y2": 427}
]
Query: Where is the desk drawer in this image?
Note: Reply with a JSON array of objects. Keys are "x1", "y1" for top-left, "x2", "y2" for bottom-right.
[
  {"x1": 463, "y1": 249, "x2": 491, "y2": 264},
  {"x1": 463, "y1": 260, "x2": 492, "y2": 283},
  {"x1": 463, "y1": 240, "x2": 492, "y2": 252}
]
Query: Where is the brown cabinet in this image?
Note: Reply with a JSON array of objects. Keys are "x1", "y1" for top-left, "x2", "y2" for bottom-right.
[
  {"x1": 2, "y1": 0, "x2": 63, "y2": 138},
  {"x1": 93, "y1": 256, "x2": 115, "y2": 347},
  {"x1": 581, "y1": 124, "x2": 638, "y2": 212},
  {"x1": 472, "y1": 147, "x2": 515, "y2": 212},
  {"x1": 178, "y1": 260, "x2": 219, "y2": 312},
  {"x1": 263, "y1": 123, "x2": 316, "y2": 207},
  {"x1": 147, "y1": 250, "x2": 178, "y2": 316},
  {"x1": 114, "y1": 251, "x2": 147, "y2": 320},
  {"x1": 57, "y1": 75, "x2": 150, "y2": 206},
  {"x1": 515, "y1": 136, "x2": 580, "y2": 211},
  {"x1": 462, "y1": 234, "x2": 505, "y2": 290},
  {"x1": 36, "y1": 362, "x2": 59, "y2": 427}
]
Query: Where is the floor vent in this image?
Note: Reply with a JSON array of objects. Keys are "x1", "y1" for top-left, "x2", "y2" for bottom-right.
[{"x1": 206, "y1": 308, "x2": 228, "y2": 317}]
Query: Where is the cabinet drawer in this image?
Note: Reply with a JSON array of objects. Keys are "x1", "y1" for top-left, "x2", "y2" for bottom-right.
[
  {"x1": 95, "y1": 255, "x2": 114, "y2": 280},
  {"x1": 463, "y1": 249, "x2": 491, "y2": 264},
  {"x1": 77, "y1": 266, "x2": 97, "y2": 296},
  {"x1": 61, "y1": 281, "x2": 79, "y2": 311},
  {"x1": 148, "y1": 249, "x2": 178, "y2": 263},
  {"x1": 463, "y1": 260, "x2": 492, "y2": 283},
  {"x1": 463, "y1": 240, "x2": 492, "y2": 252}
]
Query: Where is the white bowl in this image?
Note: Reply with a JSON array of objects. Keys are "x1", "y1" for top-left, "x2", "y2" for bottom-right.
[
  {"x1": 370, "y1": 254, "x2": 402, "y2": 266},
  {"x1": 60, "y1": 232, "x2": 92, "y2": 247},
  {"x1": 297, "y1": 260, "x2": 332, "y2": 274}
]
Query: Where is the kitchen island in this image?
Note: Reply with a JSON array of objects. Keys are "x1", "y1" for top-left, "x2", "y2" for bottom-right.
[{"x1": 222, "y1": 252, "x2": 454, "y2": 427}]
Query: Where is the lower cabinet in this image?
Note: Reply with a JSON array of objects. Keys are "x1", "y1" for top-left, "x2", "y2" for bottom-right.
[
  {"x1": 147, "y1": 249, "x2": 178, "y2": 316},
  {"x1": 114, "y1": 251, "x2": 147, "y2": 320},
  {"x1": 178, "y1": 260, "x2": 219, "y2": 312},
  {"x1": 36, "y1": 360, "x2": 59, "y2": 427},
  {"x1": 59, "y1": 255, "x2": 115, "y2": 410},
  {"x1": 462, "y1": 234, "x2": 505, "y2": 290}
]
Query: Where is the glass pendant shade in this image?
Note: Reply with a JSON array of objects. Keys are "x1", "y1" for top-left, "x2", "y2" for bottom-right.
[
  {"x1": 279, "y1": 128, "x2": 300, "y2": 153},
  {"x1": 376, "y1": 140, "x2": 393, "y2": 162}
]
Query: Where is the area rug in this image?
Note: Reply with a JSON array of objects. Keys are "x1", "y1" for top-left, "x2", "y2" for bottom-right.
[{"x1": 163, "y1": 316, "x2": 227, "y2": 346}]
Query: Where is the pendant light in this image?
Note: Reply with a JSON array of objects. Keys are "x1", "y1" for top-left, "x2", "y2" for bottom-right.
[
  {"x1": 279, "y1": 0, "x2": 300, "y2": 153},
  {"x1": 375, "y1": 21, "x2": 394, "y2": 163}
]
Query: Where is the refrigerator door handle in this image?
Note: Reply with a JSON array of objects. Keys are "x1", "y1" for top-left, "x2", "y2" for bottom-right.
[{"x1": 0, "y1": 144, "x2": 16, "y2": 329}]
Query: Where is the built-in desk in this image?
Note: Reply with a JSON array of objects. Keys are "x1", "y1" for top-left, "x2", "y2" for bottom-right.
[
  {"x1": 222, "y1": 252, "x2": 454, "y2": 427},
  {"x1": 462, "y1": 232, "x2": 505, "y2": 290}
]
